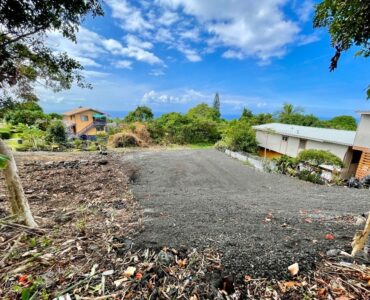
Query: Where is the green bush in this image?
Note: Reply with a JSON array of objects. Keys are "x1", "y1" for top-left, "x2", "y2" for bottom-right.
[
  {"x1": 147, "y1": 112, "x2": 221, "y2": 145},
  {"x1": 273, "y1": 155, "x2": 297, "y2": 174},
  {"x1": 219, "y1": 120, "x2": 257, "y2": 153},
  {"x1": 296, "y1": 149, "x2": 343, "y2": 167},
  {"x1": 124, "y1": 106, "x2": 153, "y2": 122},
  {"x1": 45, "y1": 120, "x2": 67, "y2": 145},
  {"x1": 297, "y1": 169, "x2": 324, "y2": 184}
]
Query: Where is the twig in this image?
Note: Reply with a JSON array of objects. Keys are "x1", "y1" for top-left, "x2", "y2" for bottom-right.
[
  {"x1": 0, "y1": 232, "x2": 25, "y2": 267},
  {"x1": 0, "y1": 220, "x2": 46, "y2": 234}
]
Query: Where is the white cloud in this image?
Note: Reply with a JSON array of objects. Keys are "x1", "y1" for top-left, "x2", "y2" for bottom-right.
[
  {"x1": 81, "y1": 70, "x2": 110, "y2": 78},
  {"x1": 105, "y1": 0, "x2": 153, "y2": 32},
  {"x1": 156, "y1": 0, "x2": 309, "y2": 62},
  {"x1": 296, "y1": 0, "x2": 314, "y2": 22},
  {"x1": 115, "y1": 60, "x2": 133, "y2": 69}
]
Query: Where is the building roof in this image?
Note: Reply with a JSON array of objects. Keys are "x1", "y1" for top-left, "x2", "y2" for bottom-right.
[
  {"x1": 357, "y1": 111, "x2": 370, "y2": 115},
  {"x1": 253, "y1": 123, "x2": 356, "y2": 146},
  {"x1": 63, "y1": 107, "x2": 104, "y2": 116}
]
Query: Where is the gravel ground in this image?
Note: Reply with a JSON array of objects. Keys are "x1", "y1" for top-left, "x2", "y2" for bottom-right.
[{"x1": 124, "y1": 149, "x2": 370, "y2": 279}]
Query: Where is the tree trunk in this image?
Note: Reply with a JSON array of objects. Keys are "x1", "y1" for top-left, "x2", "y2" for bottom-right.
[
  {"x1": 352, "y1": 213, "x2": 370, "y2": 256},
  {"x1": 0, "y1": 139, "x2": 37, "y2": 227}
]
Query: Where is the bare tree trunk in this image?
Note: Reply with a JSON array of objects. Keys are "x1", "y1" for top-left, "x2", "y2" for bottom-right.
[
  {"x1": 0, "y1": 139, "x2": 37, "y2": 227},
  {"x1": 352, "y1": 213, "x2": 370, "y2": 256}
]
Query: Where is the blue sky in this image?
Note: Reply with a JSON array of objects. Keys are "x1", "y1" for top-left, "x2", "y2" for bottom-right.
[{"x1": 39, "y1": 0, "x2": 370, "y2": 119}]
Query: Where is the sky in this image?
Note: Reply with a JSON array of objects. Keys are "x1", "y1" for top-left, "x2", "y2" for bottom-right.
[{"x1": 39, "y1": 0, "x2": 370, "y2": 119}]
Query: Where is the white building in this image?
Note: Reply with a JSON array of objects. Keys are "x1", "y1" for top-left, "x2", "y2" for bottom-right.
[{"x1": 253, "y1": 111, "x2": 370, "y2": 179}]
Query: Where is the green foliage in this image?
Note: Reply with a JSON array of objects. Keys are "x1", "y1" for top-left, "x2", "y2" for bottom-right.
[
  {"x1": 314, "y1": 0, "x2": 370, "y2": 97},
  {"x1": 187, "y1": 103, "x2": 220, "y2": 121},
  {"x1": 219, "y1": 119, "x2": 258, "y2": 153},
  {"x1": 147, "y1": 111, "x2": 221, "y2": 145},
  {"x1": 17, "y1": 124, "x2": 47, "y2": 150},
  {"x1": 251, "y1": 113, "x2": 275, "y2": 125},
  {"x1": 297, "y1": 169, "x2": 324, "y2": 184},
  {"x1": 124, "y1": 106, "x2": 154, "y2": 122},
  {"x1": 0, "y1": 154, "x2": 9, "y2": 169},
  {"x1": 273, "y1": 155, "x2": 297, "y2": 175},
  {"x1": 45, "y1": 120, "x2": 67, "y2": 145},
  {"x1": 48, "y1": 112, "x2": 63, "y2": 120},
  {"x1": 240, "y1": 108, "x2": 253, "y2": 121},
  {"x1": 0, "y1": 1, "x2": 103, "y2": 102},
  {"x1": 324, "y1": 115, "x2": 357, "y2": 131},
  {"x1": 5, "y1": 109, "x2": 46, "y2": 127},
  {"x1": 212, "y1": 93, "x2": 221, "y2": 117},
  {"x1": 296, "y1": 149, "x2": 343, "y2": 167}
]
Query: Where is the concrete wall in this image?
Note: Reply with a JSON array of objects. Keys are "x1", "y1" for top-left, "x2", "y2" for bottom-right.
[
  {"x1": 354, "y1": 114, "x2": 370, "y2": 149},
  {"x1": 256, "y1": 131, "x2": 300, "y2": 157},
  {"x1": 256, "y1": 130, "x2": 350, "y2": 161}
]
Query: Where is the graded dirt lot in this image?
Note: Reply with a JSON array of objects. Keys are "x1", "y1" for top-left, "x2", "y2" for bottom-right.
[{"x1": 125, "y1": 149, "x2": 370, "y2": 279}]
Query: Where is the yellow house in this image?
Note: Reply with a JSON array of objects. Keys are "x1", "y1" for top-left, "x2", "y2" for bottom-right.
[{"x1": 62, "y1": 107, "x2": 107, "y2": 138}]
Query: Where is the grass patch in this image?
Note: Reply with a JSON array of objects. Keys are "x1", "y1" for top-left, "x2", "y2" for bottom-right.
[{"x1": 186, "y1": 143, "x2": 214, "y2": 149}]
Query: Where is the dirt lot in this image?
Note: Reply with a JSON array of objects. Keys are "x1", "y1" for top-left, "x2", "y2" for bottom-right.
[{"x1": 125, "y1": 149, "x2": 370, "y2": 279}]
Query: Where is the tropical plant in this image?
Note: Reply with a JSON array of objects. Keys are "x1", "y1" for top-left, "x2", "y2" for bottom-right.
[
  {"x1": 45, "y1": 120, "x2": 67, "y2": 145},
  {"x1": 296, "y1": 149, "x2": 343, "y2": 167},
  {"x1": 314, "y1": 0, "x2": 370, "y2": 98},
  {"x1": 124, "y1": 106, "x2": 154, "y2": 122},
  {"x1": 219, "y1": 119, "x2": 258, "y2": 153}
]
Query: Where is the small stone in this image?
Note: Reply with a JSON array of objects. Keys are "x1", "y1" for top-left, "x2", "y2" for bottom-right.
[
  {"x1": 97, "y1": 159, "x2": 108, "y2": 165},
  {"x1": 158, "y1": 250, "x2": 175, "y2": 266},
  {"x1": 326, "y1": 249, "x2": 341, "y2": 257},
  {"x1": 355, "y1": 216, "x2": 366, "y2": 226},
  {"x1": 288, "y1": 263, "x2": 299, "y2": 276}
]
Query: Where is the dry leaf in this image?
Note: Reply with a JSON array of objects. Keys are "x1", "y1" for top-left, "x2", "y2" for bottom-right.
[
  {"x1": 288, "y1": 263, "x2": 299, "y2": 276},
  {"x1": 177, "y1": 259, "x2": 187, "y2": 268},
  {"x1": 190, "y1": 295, "x2": 198, "y2": 300},
  {"x1": 305, "y1": 218, "x2": 313, "y2": 224},
  {"x1": 123, "y1": 266, "x2": 136, "y2": 277}
]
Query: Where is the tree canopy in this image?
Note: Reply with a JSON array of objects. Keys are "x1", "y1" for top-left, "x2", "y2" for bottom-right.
[
  {"x1": 187, "y1": 103, "x2": 220, "y2": 121},
  {"x1": 0, "y1": 0, "x2": 103, "y2": 102},
  {"x1": 314, "y1": 0, "x2": 370, "y2": 97},
  {"x1": 124, "y1": 106, "x2": 154, "y2": 122}
]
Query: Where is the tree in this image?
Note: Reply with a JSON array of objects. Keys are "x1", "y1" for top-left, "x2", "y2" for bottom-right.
[
  {"x1": 187, "y1": 103, "x2": 220, "y2": 121},
  {"x1": 124, "y1": 106, "x2": 154, "y2": 122},
  {"x1": 314, "y1": 0, "x2": 370, "y2": 98},
  {"x1": 213, "y1": 92, "x2": 221, "y2": 117},
  {"x1": 0, "y1": 0, "x2": 103, "y2": 227},
  {"x1": 220, "y1": 119, "x2": 258, "y2": 153},
  {"x1": 325, "y1": 115, "x2": 357, "y2": 131},
  {"x1": 240, "y1": 107, "x2": 253, "y2": 121},
  {"x1": 46, "y1": 120, "x2": 67, "y2": 144}
]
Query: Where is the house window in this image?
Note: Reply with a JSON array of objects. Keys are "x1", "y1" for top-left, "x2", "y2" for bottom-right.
[
  {"x1": 81, "y1": 115, "x2": 89, "y2": 122},
  {"x1": 282, "y1": 135, "x2": 288, "y2": 141}
]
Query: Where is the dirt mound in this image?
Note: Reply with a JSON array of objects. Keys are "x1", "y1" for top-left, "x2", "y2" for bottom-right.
[{"x1": 108, "y1": 122, "x2": 152, "y2": 148}]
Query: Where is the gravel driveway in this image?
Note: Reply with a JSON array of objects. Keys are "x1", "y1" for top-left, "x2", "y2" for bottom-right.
[{"x1": 124, "y1": 149, "x2": 369, "y2": 279}]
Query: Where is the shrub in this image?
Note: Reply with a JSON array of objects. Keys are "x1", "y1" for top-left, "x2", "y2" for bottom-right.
[
  {"x1": 5, "y1": 109, "x2": 47, "y2": 126},
  {"x1": 297, "y1": 169, "x2": 324, "y2": 184},
  {"x1": 108, "y1": 132, "x2": 142, "y2": 148},
  {"x1": 219, "y1": 120, "x2": 257, "y2": 153},
  {"x1": 273, "y1": 155, "x2": 297, "y2": 175},
  {"x1": 296, "y1": 149, "x2": 343, "y2": 167},
  {"x1": 45, "y1": 120, "x2": 67, "y2": 145},
  {"x1": 124, "y1": 106, "x2": 153, "y2": 122},
  {"x1": 187, "y1": 103, "x2": 220, "y2": 121}
]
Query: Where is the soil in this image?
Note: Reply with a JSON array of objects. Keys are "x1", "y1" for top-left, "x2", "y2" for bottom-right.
[{"x1": 124, "y1": 149, "x2": 370, "y2": 280}]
